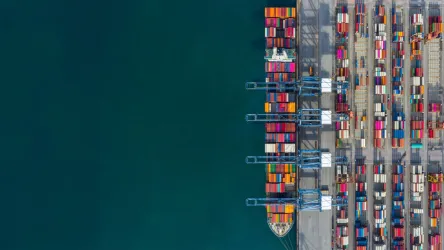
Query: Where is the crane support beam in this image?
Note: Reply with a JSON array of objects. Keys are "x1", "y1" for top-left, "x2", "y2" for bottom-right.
[{"x1": 245, "y1": 197, "x2": 348, "y2": 211}]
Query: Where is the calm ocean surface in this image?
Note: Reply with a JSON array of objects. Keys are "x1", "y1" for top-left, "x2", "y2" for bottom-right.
[{"x1": 1, "y1": 0, "x2": 296, "y2": 249}]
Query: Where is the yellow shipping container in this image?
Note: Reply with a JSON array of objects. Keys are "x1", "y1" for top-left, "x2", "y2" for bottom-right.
[
  {"x1": 431, "y1": 218, "x2": 437, "y2": 227},
  {"x1": 285, "y1": 204, "x2": 294, "y2": 213},
  {"x1": 292, "y1": 8, "x2": 296, "y2": 18},
  {"x1": 265, "y1": 102, "x2": 270, "y2": 113},
  {"x1": 383, "y1": 15, "x2": 386, "y2": 24},
  {"x1": 289, "y1": 102, "x2": 296, "y2": 112},
  {"x1": 420, "y1": 85, "x2": 424, "y2": 94},
  {"x1": 270, "y1": 8, "x2": 276, "y2": 18}
]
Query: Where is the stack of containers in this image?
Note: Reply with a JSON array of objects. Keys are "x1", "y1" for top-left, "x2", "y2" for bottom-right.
[
  {"x1": 392, "y1": 7, "x2": 405, "y2": 96},
  {"x1": 410, "y1": 226, "x2": 424, "y2": 247},
  {"x1": 335, "y1": 4, "x2": 350, "y2": 150},
  {"x1": 410, "y1": 12, "x2": 424, "y2": 146},
  {"x1": 265, "y1": 8, "x2": 296, "y2": 49},
  {"x1": 355, "y1": 3, "x2": 367, "y2": 37},
  {"x1": 265, "y1": 93, "x2": 296, "y2": 113},
  {"x1": 355, "y1": 161, "x2": 368, "y2": 249},
  {"x1": 410, "y1": 165, "x2": 424, "y2": 250},
  {"x1": 374, "y1": 103, "x2": 387, "y2": 148},
  {"x1": 336, "y1": 226, "x2": 349, "y2": 249},
  {"x1": 336, "y1": 162, "x2": 349, "y2": 249},
  {"x1": 374, "y1": 5, "x2": 387, "y2": 150},
  {"x1": 336, "y1": 5, "x2": 349, "y2": 82},
  {"x1": 411, "y1": 119, "x2": 424, "y2": 139},
  {"x1": 266, "y1": 204, "x2": 294, "y2": 223},
  {"x1": 336, "y1": 86, "x2": 349, "y2": 113},
  {"x1": 392, "y1": 164, "x2": 405, "y2": 249},
  {"x1": 411, "y1": 165, "x2": 425, "y2": 202},
  {"x1": 428, "y1": 172, "x2": 443, "y2": 247},
  {"x1": 427, "y1": 15, "x2": 443, "y2": 40},
  {"x1": 354, "y1": 3, "x2": 369, "y2": 150},
  {"x1": 263, "y1": 7, "x2": 297, "y2": 227},
  {"x1": 429, "y1": 234, "x2": 442, "y2": 250},
  {"x1": 411, "y1": 13, "x2": 424, "y2": 41},
  {"x1": 356, "y1": 222, "x2": 368, "y2": 249},
  {"x1": 373, "y1": 164, "x2": 387, "y2": 247},
  {"x1": 428, "y1": 103, "x2": 441, "y2": 138},
  {"x1": 392, "y1": 112, "x2": 405, "y2": 148},
  {"x1": 336, "y1": 112, "x2": 350, "y2": 147}
]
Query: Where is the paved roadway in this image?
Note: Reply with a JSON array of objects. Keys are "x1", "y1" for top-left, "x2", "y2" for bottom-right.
[{"x1": 297, "y1": 0, "x2": 330, "y2": 249}]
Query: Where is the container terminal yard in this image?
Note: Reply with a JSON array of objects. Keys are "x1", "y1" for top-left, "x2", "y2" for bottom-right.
[{"x1": 245, "y1": 0, "x2": 444, "y2": 249}]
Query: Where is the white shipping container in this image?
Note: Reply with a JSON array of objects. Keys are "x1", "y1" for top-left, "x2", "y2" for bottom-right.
[
  {"x1": 411, "y1": 208, "x2": 424, "y2": 214},
  {"x1": 336, "y1": 76, "x2": 346, "y2": 82},
  {"x1": 411, "y1": 183, "x2": 424, "y2": 192},
  {"x1": 375, "y1": 191, "x2": 386, "y2": 198},
  {"x1": 375, "y1": 245, "x2": 387, "y2": 250},
  {"x1": 341, "y1": 236, "x2": 349, "y2": 246},
  {"x1": 361, "y1": 139, "x2": 366, "y2": 148},
  {"x1": 284, "y1": 144, "x2": 296, "y2": 153},
  {"x1": 374, "y1": 204, "x2": 386, "y2": 210},
  {"x1": 375, "y1": 222, "x2": 386, "y2": 227},
  {"x1": 265, "y1": 144, "x2": 276, "y2": 153},
  {"x1": 337, "y1": 218, "x2": 349, "y2": 224},
  {"x1": 412, "y1": 77, "x2": 424, "y2": 86}
]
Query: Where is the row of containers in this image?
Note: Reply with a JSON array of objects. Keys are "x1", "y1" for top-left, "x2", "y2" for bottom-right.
[
  {"x1": 411, "y1": 14, "x2": 424, "y2": 40},
  {"x1": 265, "y1": 62, "x2": 296, "y2": 73},
  {"x1": 392, "y1": 112, "x2": 405, "y2": 148},
  {"x1": 355, "y1": 3, "x2": 368, "y2": 37},
  {"x1": 355, "y1": 162, "x2": 368, "y2": 249},
  {"x1": 264, "y1": 27, "x2": 295, "y2": 38},
  {"x1": 374, "y1": 165, "x2": 387, "y2": 247},
  {"x1": 265, "y1": 204, "x2": 294, "y2": 223},
  {"x1": 335, "y1": 30, "x2": 349, "y2": 148},
  {"x1": 427, "y1": 15, "x2": 443, "y2": 40},
  {"x1": 392, "y1": 164, "x2": 405, "y2": 249},
  {"x1": 427, "y1": 13, "x2": 443, "y2": 141},
  {"x1": 374, "y1": 103, "x2": 387, "y2": 148},
  {"x1": 411, "y1": 120, "x2": 424, "y2": 139},
  {"x1": 354, "y1": 3, "x2": 368, "y2": 151},
  {"x1": 265, "y1": 72, "x2": 295, "y2": 82},
  {"x1": 411, "y1": 165, "x2": 425, "y2": 249},
  {"x1": 428, "y1": 102, "x2": 441, "y2": 138},
  {"x1": 374, "y1": 5, "x2": 387, "y2": 150},
  {"x1": 392, "y1": 7, "x2": 405, "y2": 103},
  {"x1": 428, "y1": 172, "x2": 443, "y2": 250},
  {"x1": 264, "y1": 8, "x2": 296, "y2": 19},
  {"x1": 410, "y1": 13, "x2": 425, "y2": 144},
  {"x1": 336, "y1": 164, "x2": 349, "y2": 248}
]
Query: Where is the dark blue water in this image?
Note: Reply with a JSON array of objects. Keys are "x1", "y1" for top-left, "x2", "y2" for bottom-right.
[{"x1": 0, "y1": 0, "x2": 296, "y2": 249}]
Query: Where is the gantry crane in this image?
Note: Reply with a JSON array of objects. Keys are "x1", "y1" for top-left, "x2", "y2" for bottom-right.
[
  {"x1": 246, "y1": 189, "x2": 348, "y2": 211},
  {"x1": 246, "y1": 149, "x2": 347, "y2": 169},
  {"x1": 246, "y1": 77, "x2": 349, "y2": 96},
  {"x1": 245, "y1": 109, "x2": 349, "y2": 127}
]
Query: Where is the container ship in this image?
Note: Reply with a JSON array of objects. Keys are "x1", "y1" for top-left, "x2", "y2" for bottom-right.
[
  {"x1": 263, "y1": 7, "x2": 297, "y2": 237},
  {"x1": 373, "y1": 4, "x2": 388, "y2": 149}
]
